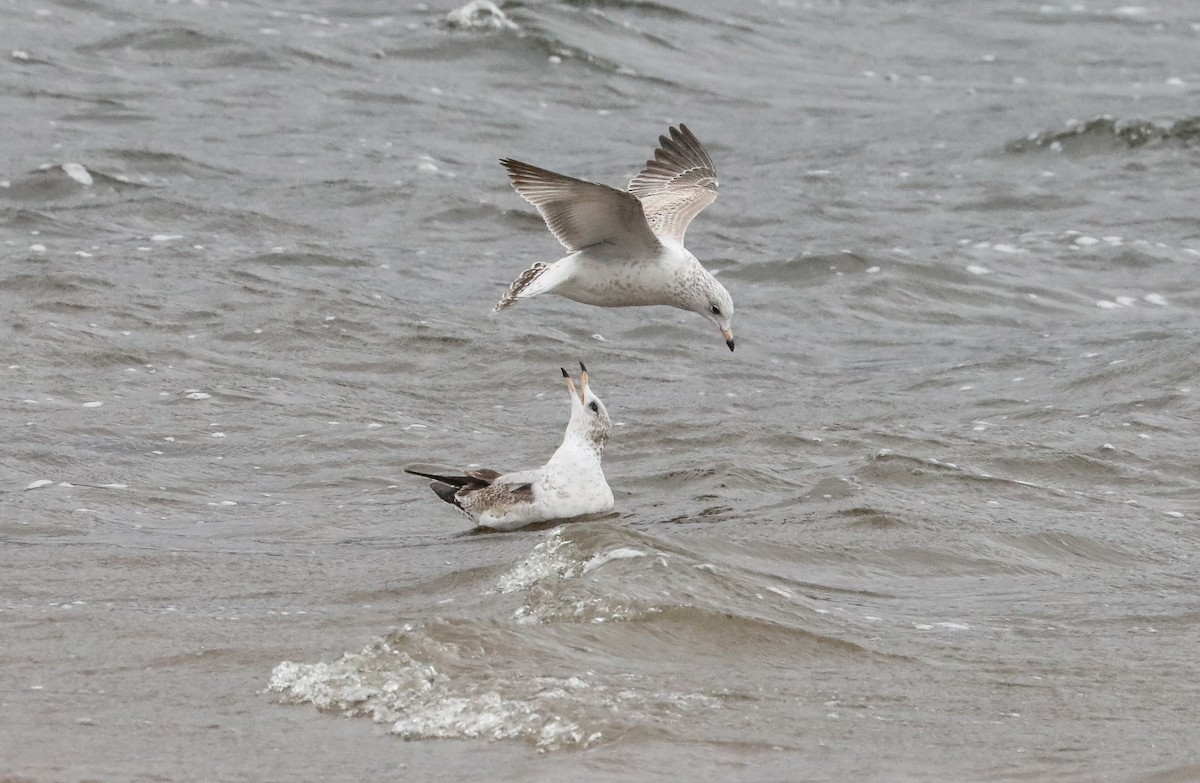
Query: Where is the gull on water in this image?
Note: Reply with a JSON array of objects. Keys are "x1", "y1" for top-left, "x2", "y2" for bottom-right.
[
  {"x1": 404, "y1": 363, "x2": 614, "y2": 531},
  {"x1": 493, "y1": 124, "x2": 736, "y2": 351}
]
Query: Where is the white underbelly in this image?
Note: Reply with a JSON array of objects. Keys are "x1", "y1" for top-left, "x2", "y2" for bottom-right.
[{"x1": 556, "y1": 253, "x2": 680, "y2": 308}]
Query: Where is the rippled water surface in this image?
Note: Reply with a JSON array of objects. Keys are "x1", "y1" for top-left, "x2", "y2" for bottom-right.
[{"x1": 3, "y1": 0, "x2": 1199, "y2": 780}]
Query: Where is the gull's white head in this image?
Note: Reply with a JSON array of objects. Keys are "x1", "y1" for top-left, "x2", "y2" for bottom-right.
[
  {"x1": 561, "y1": 362, "x2": 611, "y2": 451},
  {"x1": 686, "y1": 273, "x2": 736, "y2": 351}
]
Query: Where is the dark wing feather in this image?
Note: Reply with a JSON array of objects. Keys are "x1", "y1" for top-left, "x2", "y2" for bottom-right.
[
  {"x1": 405, "y1": 463, "x2": 502, "y2": 492},
  {"x1": 405, "y1": 463, "x2": 481, "y2": 486},
  {"x1": 405, "y1": 464, "x2": 531, "y2": 513}
]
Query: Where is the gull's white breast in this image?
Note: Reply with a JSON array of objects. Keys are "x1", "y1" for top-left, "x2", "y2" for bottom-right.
[{"x1": 539, "y1": 437, "x2": 613, "y2": 517}]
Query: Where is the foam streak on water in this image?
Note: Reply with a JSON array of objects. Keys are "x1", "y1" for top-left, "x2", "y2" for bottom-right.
[{"x1": 2, "y1": 0, "x2": 1200, "y2": 780}]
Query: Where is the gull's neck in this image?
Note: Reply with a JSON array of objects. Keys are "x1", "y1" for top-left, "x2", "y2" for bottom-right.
[{"x1": 551, "y1": 411, "x2": 606, "y2": 465}]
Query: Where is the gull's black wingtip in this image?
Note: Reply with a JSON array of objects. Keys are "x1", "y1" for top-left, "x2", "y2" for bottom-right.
[
  {"x1": 579, "y1": 361, "x2": 588, "y2": 374},
  {"x1": 561, "y1": 367, "x2": 570, "y2": 378}
]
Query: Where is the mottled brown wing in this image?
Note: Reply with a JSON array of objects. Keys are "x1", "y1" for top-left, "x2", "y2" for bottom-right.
[
  {"x1": 460, "y1": 481, "x2": 534, "y2": 518},
  {"x1": 627, "y1": 124, "x2": 718, "y2": 243},
  {"x1": 501, "y1": 158, "x2": 661, "y2": 255}
]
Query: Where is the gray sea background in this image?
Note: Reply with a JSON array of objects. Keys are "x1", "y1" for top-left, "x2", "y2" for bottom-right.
[{"x1": 2, "y1": 0, "x2": 1199, "y2": 780}]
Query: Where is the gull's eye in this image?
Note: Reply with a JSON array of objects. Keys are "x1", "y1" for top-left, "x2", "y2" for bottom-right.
[
  {"x1": 589, "y1": 401, "x2": 599, "y2": 413},
  {"x1": 710, "y1": 305, "x2": 721, "y2": 315}
]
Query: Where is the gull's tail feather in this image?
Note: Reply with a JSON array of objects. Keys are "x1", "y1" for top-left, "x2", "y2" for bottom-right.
[{"x1": 492, "y1": 261, "x2": 549, "y2": 313}]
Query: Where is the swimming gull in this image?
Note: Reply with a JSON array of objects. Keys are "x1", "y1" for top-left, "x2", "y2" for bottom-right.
[
  {"x1": 404, "y1": 363, "x2": 614, "y2": 530},
  {"x1": 493, "y1": 124, "x2": 736, "y2": 351}
]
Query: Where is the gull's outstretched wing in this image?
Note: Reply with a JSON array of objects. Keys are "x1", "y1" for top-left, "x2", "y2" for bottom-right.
[
  {"x1": 627, "y1": 124, "x2": 718, "y2": 243},
  {"x1": 501, "y1": 159, "x2": 661, "y2": 255}
]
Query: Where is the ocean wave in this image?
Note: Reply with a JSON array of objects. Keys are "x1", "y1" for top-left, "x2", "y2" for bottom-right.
[
  {"x1": 1006, "y1": 116, "x2": 1200, "y2": 155},
  {"x1": 425, "y1": 0, "x2": 692, "y2": 85},
  {"x1": 79, "y1": 27, "x2": 234, "y2": 53},
  {"x1": 269, "y1": 523, "x2": 889, "y2": 748}
]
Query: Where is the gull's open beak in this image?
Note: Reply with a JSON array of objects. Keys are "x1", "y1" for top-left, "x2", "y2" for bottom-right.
[
  {"x1": 561, "y1": 367, "x2": 577, "y2": 398},
  {"x1": 722, "y1": 329, "x2": 735, "y2": 352},
  {"x1": 579, "y1": 361, "x2": 589, "y2": 402}
]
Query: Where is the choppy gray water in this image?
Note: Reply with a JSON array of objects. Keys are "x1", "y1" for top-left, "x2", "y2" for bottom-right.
[{"x1": 3, "y1": 0, "x2": 1200, "y2": 780}]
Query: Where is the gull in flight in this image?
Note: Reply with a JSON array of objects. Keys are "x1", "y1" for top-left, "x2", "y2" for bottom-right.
[
  {"x1": 493, "y1": 124, "x2": 736, "y2": 351},
  {"x1": 404, "y1": 363, "x2": 614, "y2": 530}
]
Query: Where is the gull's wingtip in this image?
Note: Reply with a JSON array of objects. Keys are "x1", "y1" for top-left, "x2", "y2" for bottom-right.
[
  {"x1": 669, "y1": 122, "x2": 692, "y2": 140},
  {"x1": 498, "y1": 157, "x2": 524, "y2": 177}
]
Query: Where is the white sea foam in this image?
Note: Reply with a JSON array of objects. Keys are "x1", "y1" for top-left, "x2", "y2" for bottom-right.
[
  {"x1": 496, "y1": 531, "x2": 668, "y2": 625},
  {"x1": 444, "y1": 0, "x2": 517, "y2": 31},
  {"x1": 61, "y1": 163, "x2": 93, "y2": 186},
  {"x1": 269, "y1": 632, "x2": 715, "y2": 751},
  {"x1": 582, "y1": 547, "x2": 648, "y2": 574},
  {"x1": 494, "y1": 528, "x2": 581, "y2": 593}
]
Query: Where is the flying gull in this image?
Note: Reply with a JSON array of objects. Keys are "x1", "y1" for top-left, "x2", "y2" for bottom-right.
[{"x1": 493, "y1": 124, "x2": 736, "y2": 351}]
